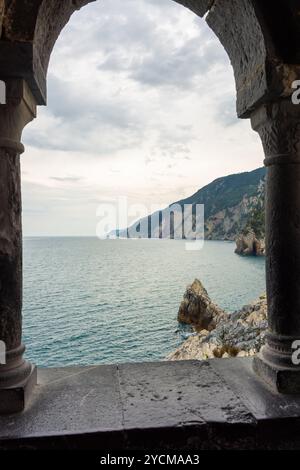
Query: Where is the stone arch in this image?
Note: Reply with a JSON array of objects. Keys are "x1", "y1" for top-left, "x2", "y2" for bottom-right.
[
  {"x1": 1, "y1": 0, "x2": 300, "y2": 412},
  {"x1": 1, "y1": 0, "x2": 299, "y2": 115}
]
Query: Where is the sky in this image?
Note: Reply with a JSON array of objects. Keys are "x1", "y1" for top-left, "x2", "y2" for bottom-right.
[{"x1": 21, "y1": 0, "x2": 264, "y2": 237}]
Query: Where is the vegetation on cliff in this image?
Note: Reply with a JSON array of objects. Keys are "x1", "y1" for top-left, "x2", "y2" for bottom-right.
[
  {"x1": 118, "y1": 167, "x2": 266, "y2": 242},
  {"x1": 235, "y1": 176, "x2": 265, "y2": 256},
  {"x1": 244, "y1": 202, "x2": 265, "y2": 239}
]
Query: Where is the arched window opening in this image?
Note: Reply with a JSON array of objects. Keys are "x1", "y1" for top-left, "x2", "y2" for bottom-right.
[{"x1": 20, "y1": 0, "x2": 265, "y2": 368}]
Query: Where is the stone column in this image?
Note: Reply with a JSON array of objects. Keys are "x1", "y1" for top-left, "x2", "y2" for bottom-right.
[
  {"x1": 252, "y1": 99, "x2": 300, "y2": 393},
  {"x1": 0, "y1": 79, "x2": 37, "y2": 413}
]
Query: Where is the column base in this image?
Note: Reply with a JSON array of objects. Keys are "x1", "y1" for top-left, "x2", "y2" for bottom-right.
[
  {"x1": 253, "y1": 335, "x2": 300, "y2": 394},
  {"x1": 0, "y1": 365, "x2": 37, "y2": 414}
]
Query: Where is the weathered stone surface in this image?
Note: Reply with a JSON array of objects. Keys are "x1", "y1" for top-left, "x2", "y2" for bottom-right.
[
  {"x1": 0, "y1": 366, "x2": 124, "y2": 447},
  {"x1": 0, "y1": 0, "x2": 93, "y2": 103},
  {"x1": 0, "y1": 80, "x2": 36, "y2": 351},
  {"x1": 177, "y1": 279, "x2": 228, "y2": 330},
  {"x1": 252, "y1": 101, "x2": 300, "y2": 337},
  {"x1": 212, "y1": 358, "x2": 300, "y2": 421},
  {"x1": 0, "y1": 0, "x2": 300, "y2": 416},
  {"x1": 207, "y1": 0, "x2": 268, "y2": 117},
  {"x1": 0, "y1": 365, "x2": 37, "y2": 414},
  {"x1": 0, "y1": 79, "x2": 37, "y2": 411},
  {"x1": 0, "y1": 362, "x2": 258, "y2": 450},
  {"x1": 250, "y1": 100, "x2": 300, "y2": 392},
  {"x1": 0, "y1": 148, "x2": 22, "y2": 350},
  {"x1": 0, "y1": 0, "x2": 4, "y2": 38},
  {"x1": 119, "y1": 361, "x2": 254, "y2": 429},
  {"x1": 207, "y1": 0, "x2": 300, "y2": 117},
  {"x1": 251, "y1": 0, "x2": 300, "y2": 65},
  {"x1": 2, "y1": 361, "x2": 300, "y2": 449},
  {"x1": 253, "y1": 355, "x2": 300, "y2": 394},
  {"x1": 0, "y1": 0, "x2": 299, "y2": 115}
]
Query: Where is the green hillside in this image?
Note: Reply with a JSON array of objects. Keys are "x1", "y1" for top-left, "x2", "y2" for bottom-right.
[
  {"x1": 115, "y1": 167, "x2": 266, "y2": 241},
  {"x1": 175, "y1": 167, "x2": 266, "y2": 219}
]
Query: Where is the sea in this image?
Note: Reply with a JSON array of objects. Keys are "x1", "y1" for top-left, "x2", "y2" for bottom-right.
[{"x1": 22, "y1": 238, "x2": 265, "y2": 367}]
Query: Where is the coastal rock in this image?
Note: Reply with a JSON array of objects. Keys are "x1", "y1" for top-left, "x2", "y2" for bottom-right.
[
  {"x1": 167, "y1": 284, "x2": 267, "y2": 361},
  {"x1": 177, "y1": 279, "x2": 228, "y2": 331},
  {"x1": 235, "y1": 231, "x2": 265, "y2": 256}
]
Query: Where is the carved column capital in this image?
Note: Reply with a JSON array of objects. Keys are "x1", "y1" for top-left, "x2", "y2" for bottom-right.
[
  {"x1": 251, "y1": 100, "x2": 300, "y2": 166},
  {"x1": 0, "y1": 78, "x2": 37, "y2": 154}
]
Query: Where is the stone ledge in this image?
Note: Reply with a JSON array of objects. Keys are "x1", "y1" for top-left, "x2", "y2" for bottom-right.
[{"x1": 1, "y1": 358, "x2": 300, "y2": 450}]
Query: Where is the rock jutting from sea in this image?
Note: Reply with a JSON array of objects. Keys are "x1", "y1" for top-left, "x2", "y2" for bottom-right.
[
  {"x1": 235, "y1": 231, "x2": 265, "y2": 257},
  {"x1": 167, "y1": 279, "x2": 267, "y2": 361}
]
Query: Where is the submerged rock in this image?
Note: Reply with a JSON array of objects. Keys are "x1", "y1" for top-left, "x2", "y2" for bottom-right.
[{"x1": 167, "y1": 281, "x2": 267, "y2": 361}]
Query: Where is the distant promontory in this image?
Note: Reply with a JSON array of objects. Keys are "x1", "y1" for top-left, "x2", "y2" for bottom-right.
[{"x1": 113, "y1": 167, "x2": 266, "y2": 255}]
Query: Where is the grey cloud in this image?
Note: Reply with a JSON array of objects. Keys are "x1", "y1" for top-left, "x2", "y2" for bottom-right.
[
  {"x1": 61, "y1": 0, "x2": 179, "y2": 58},
  {"x1": 130, "y1": 38, "x2": 228, "y2": 89},
  {"x1": 149, "y1": 125, "x2": 195, "y2": 161},
  {"x1": 23, "y1": 0, "x2": 232, "y2": 156},
  {"x1": 46, "y1": 75, "x2": 141, "y2": 129},
  {"x1": 24, "y1": 74, "x2": 146, "y2": 153},
  {"x1": 95, "y1": 1, "x2": 228, "y2": 89},
  {"x1": 50, "y1": 176, "x2": 83, "y2": 183}
]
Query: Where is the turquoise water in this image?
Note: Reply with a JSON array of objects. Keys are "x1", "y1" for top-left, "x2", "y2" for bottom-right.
[{"x1": 22, "y1": 238, "x2": 265, "y2": 366}]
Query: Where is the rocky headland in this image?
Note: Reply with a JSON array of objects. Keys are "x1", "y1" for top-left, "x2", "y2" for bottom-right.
[
  {"x1": 114, "y1": 167, "x2": 266, "y2": 246},
  {"x1": 167, "y1": 279, "x2": 267, "y2": 361}
]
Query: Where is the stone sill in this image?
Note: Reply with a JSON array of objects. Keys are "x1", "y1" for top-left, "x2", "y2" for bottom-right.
[{"x1": 1, "y1": 358, "x2": 300, "y2": 450}]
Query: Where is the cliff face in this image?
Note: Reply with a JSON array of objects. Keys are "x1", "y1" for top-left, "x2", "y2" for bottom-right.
[
  {"x1": 116, "y1": 167, "x2": 266, "y2": 242},
  {"x1": 167, "y1": 280, "x2": 267, "y2": 361},
  {"x1": 204, "y1": 171, "x2": 265, "y2": 241},
  {"x1": 234, "y1": 176, "x2": 265, "y2": 255}
]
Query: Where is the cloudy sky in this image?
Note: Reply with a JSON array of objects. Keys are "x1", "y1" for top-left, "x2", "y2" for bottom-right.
[{"x1": 21, "y1": 0, "x2": 263, "y2": 236}]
